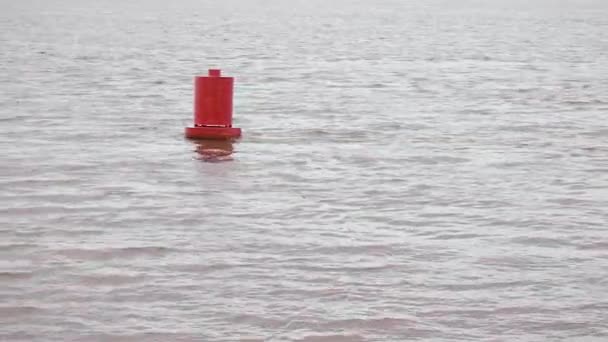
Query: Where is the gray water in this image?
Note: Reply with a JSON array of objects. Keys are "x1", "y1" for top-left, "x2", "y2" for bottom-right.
[{"x1": 1, "y1": 0, "x2": 608, "y2": 341}]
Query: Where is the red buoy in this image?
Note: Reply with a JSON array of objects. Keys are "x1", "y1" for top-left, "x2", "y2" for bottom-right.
[{"x1": 185, "y1": 69, "x2": 242, "y2": 140}]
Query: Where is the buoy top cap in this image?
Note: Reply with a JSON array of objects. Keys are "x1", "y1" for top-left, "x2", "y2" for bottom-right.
[{"x1": 208, "y1": 69, "x2": 221, "y2": 77}]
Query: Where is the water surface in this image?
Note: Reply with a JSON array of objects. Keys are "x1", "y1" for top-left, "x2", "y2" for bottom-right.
[{"x1": 1, "y1": 0, "x2": 607, "y2": 341}]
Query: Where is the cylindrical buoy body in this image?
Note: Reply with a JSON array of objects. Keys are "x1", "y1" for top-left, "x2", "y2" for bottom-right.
[
  {"x1": 185, "y1": 69, "x2": 242, "y2": 140},
  {"x1": 194, "y1": 69, "x2": 233, "y2": 127}
]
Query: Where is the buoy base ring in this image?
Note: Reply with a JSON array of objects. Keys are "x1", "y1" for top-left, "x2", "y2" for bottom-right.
[{"x1": 185, "y1": 126, "x2": 241, "y2": 140}]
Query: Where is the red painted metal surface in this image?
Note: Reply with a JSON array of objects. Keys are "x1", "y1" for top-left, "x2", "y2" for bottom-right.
[
  {"x1": 185, "y1": 69, "x2": 242, "y2": 140},
  {"x1": 185, "y1": 126, "x2": 241, "y2": 139}
]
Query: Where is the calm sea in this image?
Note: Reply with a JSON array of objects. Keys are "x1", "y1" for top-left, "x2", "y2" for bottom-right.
[{"x1": 1, "y1": 0, "x2": 607, "y2": 341}]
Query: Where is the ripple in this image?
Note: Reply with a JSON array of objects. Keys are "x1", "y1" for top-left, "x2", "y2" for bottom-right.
[
  {"x1": 2, "y1": 1, "x2": 608, "y2": 341},
  {"x1": 53, "y1": 246, "x2": 176, "y2": 261},
  {"x1": 296, "y1": 335, "x2": 367, "y2": 342},
  {"x1": 0, "y1": 271, "x2": 34, "y2": 281}
]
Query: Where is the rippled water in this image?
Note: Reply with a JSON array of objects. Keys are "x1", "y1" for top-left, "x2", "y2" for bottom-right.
[{"x1": 1, "y1": 0, "x2": 608, "y2": 341}]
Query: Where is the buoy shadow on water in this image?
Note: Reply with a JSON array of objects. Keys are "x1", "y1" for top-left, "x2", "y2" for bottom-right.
[{"x1": 192, "y1": 139, "x2": 235, "y2": 163}]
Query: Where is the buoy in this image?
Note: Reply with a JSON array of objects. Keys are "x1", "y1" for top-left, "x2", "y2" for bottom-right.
[{"x1": 185, "y1": 69, "x2": 242, "y2": 140}]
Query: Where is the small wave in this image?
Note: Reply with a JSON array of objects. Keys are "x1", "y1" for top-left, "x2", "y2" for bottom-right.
[
  {"x1": 497, "y1": 124, "x2": 541, "y2": 132},
  {"x1": 562, "y1": 99, "x2": 607, "y2": 106},
  {"x1": 0, "y1": 306, "x2": 43, "y2": 316},
  {"x1": 293, "y1": 263, "x2": 396, "y2": 273},
  {"x1": 0, "y1": 243, "x2": 39, "y2": 251},
  {"x1": 430, "y1": 233, "x2": 485, "y2": 240},
  {"x1": 296, "y1": 334, "x2": 366, "y2": 342},
  {"x1": 55, "y1": 246, "x2": 176, "y2": 260},
  {"x1": 171, "y1": 262, "x2": 252, "y2": 274},
  {"x1": 582, "y1": 128, "x2": 608, "y2": 137},
  {"x1": 578, "y1": 242, "x2": 608, "y2": 251},
  {"x1": 86, "y1": 333, "x2": 204, "y2": 341},
  {"x1": 439, "y1": 280, "x2": 531, "y2": 291},
  {"x1": 510, "y1": 236, "x2": 573, "y2": 247},
  {"x1": 407, "y1": 156, "x2": 470, "y2": 165},
  {"x1": 0, "y1": 271, "x2": 34, "y2": 280},
  {"x1": 78, "y1": 273, "x2": 146, "y2": 286},
  {"x1": 305, "y1": 244, "x2": 403, "y2": 256},
  {"x1": 318, "y1": 317, "x2": 417, "y2": 330}
]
